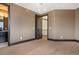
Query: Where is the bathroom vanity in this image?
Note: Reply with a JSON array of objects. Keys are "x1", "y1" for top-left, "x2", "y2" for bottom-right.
[{"x1": 0, "y1": 16, "x2": 8, "y2": 43}]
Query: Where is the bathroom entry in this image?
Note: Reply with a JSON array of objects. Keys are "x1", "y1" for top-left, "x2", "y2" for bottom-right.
[
  {"x1": 35, "y1": 15, "x2": 48, "y2": 40},
  {"x1": 0, "y1": 4, "x2": 9, "y2": 48}
]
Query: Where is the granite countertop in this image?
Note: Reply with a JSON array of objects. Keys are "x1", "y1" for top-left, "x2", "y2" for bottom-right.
[{"x1": 0, "y1": 30, "x2": 8, "y2": 32}]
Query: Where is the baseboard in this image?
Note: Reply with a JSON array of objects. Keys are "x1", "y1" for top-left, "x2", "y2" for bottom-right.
[
  {"x1": 10, "y1": 38, "x2": 36, "y2": 46},
  {"x1": 48, "y1": 38, "x2": 79, "y2": 42},
  {"x1": 9, "y1": 38, "x2": 79, "y2": 46}
]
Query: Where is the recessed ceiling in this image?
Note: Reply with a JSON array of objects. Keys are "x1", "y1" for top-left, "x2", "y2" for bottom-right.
[
  {"x1": 0, "y1": 4, "x2": 8, "y2": 11},
  {"x1": 0, "y1": 4, "x2": 8, "y2": 17},
  {"x1": 15, "y1": 3, "x2": 79, "y2": 14}
]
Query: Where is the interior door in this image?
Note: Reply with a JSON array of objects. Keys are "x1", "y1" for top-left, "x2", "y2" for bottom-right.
[{"x1": 35, "y1": 15, "x2": 42, "y2": 39}]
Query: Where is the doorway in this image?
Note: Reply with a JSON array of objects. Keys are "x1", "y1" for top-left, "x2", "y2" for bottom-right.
[
  {"x1": 0, "y1": 4, "x2": 9, "y2": 48},
  {"x1": 42, "y1": 15, "x2": 48, "y2": 40},
  {"x1": 35, "y1": 15, "x2": 48, "y2": 40}
]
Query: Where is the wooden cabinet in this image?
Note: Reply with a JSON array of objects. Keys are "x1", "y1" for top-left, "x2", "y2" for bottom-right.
[
  {"x1": 0, "y1": 16, "x2": 8, "y2": 43},
  {"x1": 4, "y1": 17, "x2": 8, "y2": 30},
  {"x1": 0, "y1": 31, "x2": 8, "y2": 43}
]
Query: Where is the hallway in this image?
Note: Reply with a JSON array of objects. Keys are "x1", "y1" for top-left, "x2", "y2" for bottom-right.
[{"x1": 0, "y1": 36, "x2": 79, "y2": 55}]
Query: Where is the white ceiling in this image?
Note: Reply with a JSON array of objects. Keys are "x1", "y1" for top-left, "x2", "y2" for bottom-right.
[{"x1": 15, "y1": 3, "x2": 79, "y2": 14}]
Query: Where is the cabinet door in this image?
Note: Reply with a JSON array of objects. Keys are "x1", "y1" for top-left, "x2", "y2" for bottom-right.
[{"x1": 0, "y1": 32, "x2": 5, "y2": 43}]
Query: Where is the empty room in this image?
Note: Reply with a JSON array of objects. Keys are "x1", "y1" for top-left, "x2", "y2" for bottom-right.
[{"x1": 0, "y1": 3, "x2": 79, "y2": 55}]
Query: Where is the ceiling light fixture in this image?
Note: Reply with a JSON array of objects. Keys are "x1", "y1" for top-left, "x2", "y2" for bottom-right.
[
  {"x1": 37, "y1": 9, "x2": 41, "y2": 11},
  {"x1": 36, "y1": 3, "x2": 47, "y2": 12},
  {"x1": 36, "y1": 3, "x2": 45, "y2": 6}
]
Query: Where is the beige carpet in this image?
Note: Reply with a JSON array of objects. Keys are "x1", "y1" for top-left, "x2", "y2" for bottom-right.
[{"x1": 0, "y1": 36, "x2": 79, "y2": 55}]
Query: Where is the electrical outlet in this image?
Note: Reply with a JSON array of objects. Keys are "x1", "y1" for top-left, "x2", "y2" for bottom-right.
[
  {"x1": 20, "y1": 37, "x2": 23, "y2": 40},
  {"x1": 60, "y1": 36, "x2": 63, "y2": 39}
]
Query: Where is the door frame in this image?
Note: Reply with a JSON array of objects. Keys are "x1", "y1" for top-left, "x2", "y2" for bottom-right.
[
  {"x1": 35, "y1": 15, "x2": 42, "y2": 39},
  {"x1": 35, "y1": 14, "x2": 49, "y2": 40},
  {"x1": 0, "y1": 3, "x2": 10, "y2": 46},
  {"x1": 42, "y1": 14, "x2": 49, "y2": 40}
]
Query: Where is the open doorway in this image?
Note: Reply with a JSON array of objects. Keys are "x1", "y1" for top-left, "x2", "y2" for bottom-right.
[
  {"x1": 0, "y1": 4, "x2": 9, "y2": 48},
  {"x1": 35, "y1": 15, "x2": 48, "y2": 40},
  {"x1": 42, "y1": 15, "x2": 48, "y2": 40}
]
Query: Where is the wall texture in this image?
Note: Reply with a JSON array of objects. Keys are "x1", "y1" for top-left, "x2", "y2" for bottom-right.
[
  {"x1": 10, "y1": 4, "x2": 35, "y2": 44},
  {"x1": 75, "y1": 8, "x2": 79, "y2": 40},
  {"x1": 48, "y1": 10, "x2": 75, "y2": 40},
  {"x1": 9, "y1": 3, "x2": 79, "y2": 44}
]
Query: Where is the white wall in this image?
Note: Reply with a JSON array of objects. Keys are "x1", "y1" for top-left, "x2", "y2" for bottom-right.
[
  {"x1": 48, "y1": 10, "x2": 75, "y2": 40},
  {"x1": 10, "y1": 4, "x2": 35, "y2": 44},
  {"x1": 75, "y1": 8, "x2": 79, "y2": 40}
]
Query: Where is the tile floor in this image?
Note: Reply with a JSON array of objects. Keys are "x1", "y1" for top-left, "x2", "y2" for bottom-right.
[
  {"x1": 0, "y1": 36, "x2": 79, "y2": 55},
  {"x1": 0, "y1": 42, "x2": 8, "y2": 48}
]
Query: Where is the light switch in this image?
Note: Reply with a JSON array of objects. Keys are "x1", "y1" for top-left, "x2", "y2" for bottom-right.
[
  {"x1": 60, "y1": 36, "x2": 64, "y2": 39},
  {"x1": 20, "y1": 37, "x2": 23, "y2": 40}
]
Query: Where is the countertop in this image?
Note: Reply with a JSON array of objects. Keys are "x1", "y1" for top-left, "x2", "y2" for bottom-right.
[{"x1": 0, "y1": 30, "x2": 8, "y2": 32}]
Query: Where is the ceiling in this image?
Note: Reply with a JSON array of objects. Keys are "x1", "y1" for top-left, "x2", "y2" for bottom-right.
[
  {"x1": 15, "y1": 3, "x2": 79, "y2": 14},
  {"x1": 0, "y1": 4, "x2": 8, "y2": 17},
  {"x1": 0, "y1": 4, "x2": 8, "y2": 11}
]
